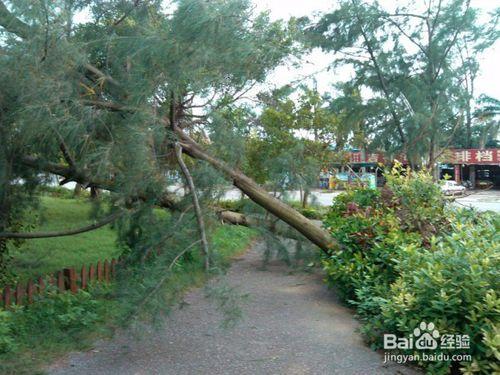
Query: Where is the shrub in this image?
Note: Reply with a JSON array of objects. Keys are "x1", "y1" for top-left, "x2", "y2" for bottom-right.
[
  {"x1": 0, "y1": 310, "x2": 15, "y2": 353},
  {"x1": 322, "y1": 166, "x2": 500, "y2": 374},
  {"x1": 0, "y1": 288, "x2": 101, "y2": 354}
]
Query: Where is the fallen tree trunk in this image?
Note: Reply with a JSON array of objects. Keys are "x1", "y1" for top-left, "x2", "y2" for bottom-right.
[
  {"x1": 176, "y1": 129, "x2": 337, "y2": 254},
  {"x1": 216, "y1": 209, "x2": 338, "y2": 248},
  {"x1": 21, "y1": 149, "x2": 336, "y2": 254}
]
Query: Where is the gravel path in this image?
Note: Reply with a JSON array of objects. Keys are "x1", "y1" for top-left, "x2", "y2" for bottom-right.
[{"x1": 49, "y1": 242, "x2": 419, "y2": 375}]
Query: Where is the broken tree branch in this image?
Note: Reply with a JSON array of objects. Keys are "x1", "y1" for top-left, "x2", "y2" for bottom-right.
[
  {"x1": 0, "y1": 211, "x2": 123, "y2": 239},
  {"x1": 131, "y1": 239, "x2": 202, "y2": 318},
  {"x1": 175, "y1": 142, "x2": 210, "y2": 271},
  {"x1": 19, "y1": 155, "x2": 178, "y2": 210},
  {"x1": 0, "y1": 1, "x2": 32, "y2": 39}
]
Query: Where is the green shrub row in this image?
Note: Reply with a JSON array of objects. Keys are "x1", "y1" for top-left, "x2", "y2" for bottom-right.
[
  {"x1": 0, "y1": 287, "x2": 105, "y2": 356},
  {"x1": 323, "y1": 165, "x2": 499, "y2": 374}
]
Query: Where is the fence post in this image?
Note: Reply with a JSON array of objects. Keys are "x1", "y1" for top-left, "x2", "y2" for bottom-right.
[
  {"x1": 3, "y1": 285, "x2": 11, "y2": 308},
  {"x1": 1, "y1": 256, "x2": 121, "y2": 308},
  {"x1": 63, "y1": 268, "x2": 78, "y2": 293},
  {"x1": 104, "y1": 260, "x2": 110, "y2": 282},
  {"x1": 97, "y1": 261, "x2": 103, "y2": 282},
  {"x1": 89, "y1": 263, "x2": 95, "y2": 283},
  {"x1": 27, "y1": 279, "x2": 35, "y2": 303},
  {"x1": 15, "y1": 282, "x2": 24, "y2": 305},
  {"x1": 38, "y1": 276, "x2": 45, "y2": 295},
  {"x1": 57, "y1": 270, "x2": 64, "y2": 292},
  {"x1": 81, "y1": 265, "x2": 87, "y2": 289}
]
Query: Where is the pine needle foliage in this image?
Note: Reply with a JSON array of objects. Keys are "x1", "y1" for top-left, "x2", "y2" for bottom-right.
[{"x1": 0, "y1": 0, "x2": 294, "y2": 275}]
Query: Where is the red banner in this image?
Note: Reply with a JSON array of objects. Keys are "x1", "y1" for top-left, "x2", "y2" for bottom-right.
[
  {"x1": 349, "y1": 152, "x2": 385, "y2": 164},
  {"x1": 344, "y1": 149, "x2": 499, "y2": 165},
  {"x1": 448, "y1": 149, "x2": 500, "y2": 165}
]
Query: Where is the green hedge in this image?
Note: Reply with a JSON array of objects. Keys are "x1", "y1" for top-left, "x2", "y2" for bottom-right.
[{"x1": 323, "y1": 165, "x2": 499, "y2": 374}]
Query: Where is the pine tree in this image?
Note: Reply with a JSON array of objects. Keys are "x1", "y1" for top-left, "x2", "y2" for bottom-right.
[{"x1": 0, "y1": 0, "x2": 336, "y2": 280}]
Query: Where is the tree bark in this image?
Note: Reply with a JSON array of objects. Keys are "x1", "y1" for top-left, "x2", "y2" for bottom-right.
[
  {"x1": 174, "y1": 143, "x2": 210, "y2": 271},
  {"x1": 175, "y1": 129, "x2": 337, "y2": 254}
]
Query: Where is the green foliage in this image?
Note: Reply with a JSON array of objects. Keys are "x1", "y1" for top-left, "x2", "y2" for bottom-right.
[
  {"x1": 243, "y1": 86, "x2": 336, "y2": 192},
  {"x1": 288, "y1": 201, "x2": 327, "y2": 220},
  {"x1": 10, "y1": 288, "x2": 100, "y2": 339},
  {"x1": 306, "y1": 0, "x2": 499, "y2": 162},
  {"x1": 0, "y1": 310, "x2": 15, "y2": 353},
  {"x1": 323, "y1": 167, "x2": 499, "y2": 373},
  {"x1": 204, "y1": 281, "x2": 249, "y2": 329},
  {"x1": 377, "y1": 213, "x2": 499, "y2": 374},
  {"x1": 216, "y1": 199, "x2": 247, "y2": 213},
  {"x1": 210, "y1": 223, "x2": 257, "y2": 262},
  {"x1": 0, "y1": 284, "x2": 114, "y2": 375}
]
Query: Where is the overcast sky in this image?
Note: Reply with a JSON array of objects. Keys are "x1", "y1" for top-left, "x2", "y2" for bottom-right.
[{"x1": 253, "y1": 0, "x2": 500, "y2": 101}]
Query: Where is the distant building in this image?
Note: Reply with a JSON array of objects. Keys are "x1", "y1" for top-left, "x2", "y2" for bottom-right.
[
  {"x1": 320, "y1": 148, "x2": 500, "y2": 190},
  {"x1": 439, "y1": 148, "x2": 500, "y2": 189}
]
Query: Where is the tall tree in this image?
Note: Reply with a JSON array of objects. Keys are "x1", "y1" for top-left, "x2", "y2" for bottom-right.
[
  {"x1": 244, "y1": 86, "x2": 338, "y2": 207},
  {"x1": 307, "y1": 0, "x2": 498, "y2": 170}
]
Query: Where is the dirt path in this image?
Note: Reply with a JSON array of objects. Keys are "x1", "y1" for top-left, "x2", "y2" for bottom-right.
[{"x1": 49, "y1": 242, "x2": 419, "y2": 375}]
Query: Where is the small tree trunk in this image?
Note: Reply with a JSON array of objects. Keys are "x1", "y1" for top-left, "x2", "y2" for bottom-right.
[
  {"x1": 174, "y1": 143, "x2": 210, "y2": 271},
  {"x1": 90, "y1": 187, "x2": 100, "y2": 199},
  {"x1": 302, "y1": 188, "x2": 309, "y2": 209},
  {"x1": 74, "y1": 183, "x2": 82, "y2": 196}
]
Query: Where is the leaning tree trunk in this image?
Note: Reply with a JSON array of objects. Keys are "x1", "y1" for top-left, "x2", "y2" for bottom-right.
[{"x1": 175, "y1": 129, "x2": 337, "y2": 254}]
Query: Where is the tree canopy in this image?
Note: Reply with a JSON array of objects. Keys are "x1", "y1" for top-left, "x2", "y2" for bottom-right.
[{"x1": 307, "y1": 0, "x2": 499, "y2": 167}]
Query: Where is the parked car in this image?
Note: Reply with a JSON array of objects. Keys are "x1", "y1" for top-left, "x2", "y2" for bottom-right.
[{"x1": 440, "y1": 180, "x2": 466, "y2": 195}]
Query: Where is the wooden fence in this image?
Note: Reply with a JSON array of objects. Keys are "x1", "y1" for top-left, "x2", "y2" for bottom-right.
[{"x1": 0, "y1": 258, "x2": 118, "y2": 308}]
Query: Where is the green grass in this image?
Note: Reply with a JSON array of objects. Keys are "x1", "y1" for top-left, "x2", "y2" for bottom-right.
[
  {"x1": 9, "y1": 196, "x2": 257, "y2": 281},
  {"x1": 211, "y1": 224, "x2": 257, "y2": 259},
  {"x1": 9, "y1": 196, "x2": 120, "y2": 281},
  {"x1": 1, "y1": 196, "x2": 259, "y2": 374}
]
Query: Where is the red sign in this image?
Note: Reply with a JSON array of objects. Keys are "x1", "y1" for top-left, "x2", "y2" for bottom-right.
[
  {"x1": 349, "y1": 152, "x2": 385, "y2": 164},
  {"x1": 343, "y1": 148, "x2": 499, "y2": 165},
  {"x1": 448, "y1": 149, "x2": 500, "y2": 165}
]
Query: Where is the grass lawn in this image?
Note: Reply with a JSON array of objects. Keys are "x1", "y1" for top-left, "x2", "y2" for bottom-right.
[
  {"x1": 9, "y1": 196, "x2": 121, "y2": 281},
  {"x1": 1, "y1": 195, "x2": 259, "y2": 374},
  {"x1": 9, "y1": 195, "x2": 258, "y2": 281}
]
